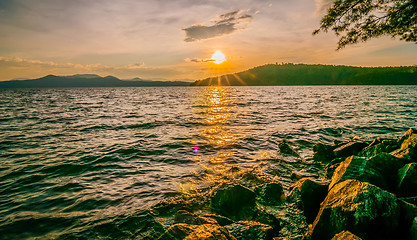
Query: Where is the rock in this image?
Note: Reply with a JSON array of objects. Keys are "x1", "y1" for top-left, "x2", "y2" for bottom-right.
[
  {"x1": 311, "y1": 180, "x2": 401, "y2": 240},
  {"x1": 287, "y1": 178, "x2": 329, "y2": 223},
  {"x1": 239, "y1": 171, "x2": 273, "y2": 189},
  {"x1": 225, "y1": 220, "x2": 273, "y2": 240},
  {"x1": 279, "y1": 141, "x2": 300, "y2": 157},
  {"x1": 158, "y1": 223, "x2": 236, "y2": 240},
  {"x1": 331, "y1": 230, "x2": 362, "y2": 240},
  {"x1": 255, "y1": 182, "x2": 284, "y2": 205},
  {"x1": 255, "y1": 207, "x2": 281, "y2": 232},
  {"x1": 211, "y1": 184, "x2": 256, "y2": 221},
  {"x1": 409, "y1": 217, "x2": 417, "y2": 240},
  {"x1": 399, "y1": 200, "x2": 417, "y2": 240},
  {"x1": 399, "y1": 128, "x2": 416, "y2": 145},
  {"x1": 397, "y1": 163, "x2": 417, "y2": 197},
  {"x1": 358, "y1": 139, "x2": 399, "y2": 158},
  {"x1": 174, "y1": 210, "x2": 218, "y2": 225},
  {"x1": 333, "y1": 141, "x2": 368, "y2": 158},
  {"x1": 329, "y1": 153, "x2": 404, "y2": 192},
  {"x1": 313, "y1": 143, "x2": 335, "y2": 162},
  {"x1": 391, "y1": 132, "x2": 417, "y2": 162},
  {"x1": 202, "y1": 214, "x2": 235, "y2": 226}
]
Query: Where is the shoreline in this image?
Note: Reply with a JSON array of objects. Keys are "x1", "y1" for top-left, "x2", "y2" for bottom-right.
[{"x1": 134, "y1": 128, "x2": 417, "y2": 240}]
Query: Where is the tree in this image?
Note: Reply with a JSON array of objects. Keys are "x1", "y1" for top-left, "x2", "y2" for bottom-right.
[{"x1": 313, "y1": 0, "x2": 417, "y2": 49}]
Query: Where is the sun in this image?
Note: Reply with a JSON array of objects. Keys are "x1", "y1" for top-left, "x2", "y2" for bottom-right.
[{"x1": 211, "y1": 50, "x2": 226, "y2": 64}]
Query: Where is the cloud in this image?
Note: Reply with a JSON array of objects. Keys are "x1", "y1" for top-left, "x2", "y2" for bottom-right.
[
  {"x1": 183, "y1": 10, "x2": 253, "y2": 42},
  {"x1": 185, "y1": 58, "x2": 214, "y2": 63},
  {"x1": 0, "y1": 56, "x2": 180, "y2": 79}
]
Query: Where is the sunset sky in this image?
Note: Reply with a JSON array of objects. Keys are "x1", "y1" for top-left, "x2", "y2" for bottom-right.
[{"x1": 0, "y1": 0, "x2": 416, "y2": 81}]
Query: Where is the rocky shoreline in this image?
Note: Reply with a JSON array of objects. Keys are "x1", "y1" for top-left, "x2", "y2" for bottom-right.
[{"x1": 135, "y1": 128, "x2": 417, "y2": 240}]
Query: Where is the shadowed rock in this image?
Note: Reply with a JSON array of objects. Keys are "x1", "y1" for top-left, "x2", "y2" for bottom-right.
[
  {"x1": 329, "y1": 153, "x2": 405, "y2": 191},
  {"x1": 255, "y1": 182, "x2": 284, "y2": 206},
  {"x1": 410, "y1": 217, "x2": 417, "y2": 240},
  {"x1": 311, "y1": 180, "x2": 401, "y2": 240},
  {"x1": 397, "y1": 163, "x2": 417, "y2": 197},
  {"x1": 225, "y1": 220, "x2": 273, "y2": 240},
  {"x1": 158, "y1": 223, "x2": 236, "y2": 240},
  {"x1": 210, "y1": 184, "x2": 256, "y2": 221},
  {"x1": 278, "y1": 141, "x2": 300, "y2": 157},
  {"x1": 331, "y1": 230, "x2": 362, "y2": 240},
  {"x1": 287, "y1": 178, "x2": 329, "y2": 223},
  {"x1": 333, "y1": 141, "x2": 368, "y2": 158},
  {"x1": 313, "y1": 143, "x2": 335, "y2": 162}
]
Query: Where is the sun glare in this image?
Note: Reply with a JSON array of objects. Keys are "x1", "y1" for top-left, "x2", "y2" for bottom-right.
[{"x1": 211, "y1": 50, "x2": 226, "y2": 64}]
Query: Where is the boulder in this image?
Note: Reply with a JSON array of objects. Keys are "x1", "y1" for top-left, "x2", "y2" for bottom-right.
[
  {"x1": 255, "y1": 182, "x2": 284, "y2": 206},
  {"x1": 158, "y1": 223, "x2": 236, "y2": 240},
  {"x1": 391, "y1": 132, "x2": 417, "y2": 162},
  {"x1": 211, "y1": 184, "x2": 256, "y2": 221},
  {"x1": 397, "y1": 163, "x2": 417, "y2": 197},
  {"x1": 329, "y1": 153, "x2": 404, "y2": 192},
  {"x1": 358, "y1": 139, "x2": 399, "y2": 158},
  {"x1": 225, "y1": 221, "x2": 273, "y2": 240},
  {"x1": 255, "y1": 207, "x2": 281, "y2": 232},
  {"x1": 333, "y1": 141, "x2": 368, "y2": 158},
  {"x1": 287, "y1": 178, "x2": 329, "y2": 223},
  {"x1": 278, "y1": 141, "x2": 300, "y2": 157},
  {"x1": 313, "y1": 143, "x2": 335, "y2": 162},
  {"x1": 331, "y1": 230, "x2": 362, "y2": 240},
  {"x1": 311, "y1": 180, "x2": 401, "y2": 240},
  {"x1": 409, "y1": 217, "x2": 417, "y2": 240},
  {"x1": 202, "y1": 214, "x2": 235, "y2": 226},
  {"x1": 399, "y1": 128, "x2": 415, "y2": 145},
  {"x1": 399, "y1": 200, "x2": 417, "y2": 240},
  {"x1": 174, "y1": 210, "x2": 218, "y2": 225}
]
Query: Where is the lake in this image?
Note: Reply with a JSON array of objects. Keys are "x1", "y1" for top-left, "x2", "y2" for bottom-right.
[{"x1": 0, "y1": 86, "x2": 416, "y2": 239}]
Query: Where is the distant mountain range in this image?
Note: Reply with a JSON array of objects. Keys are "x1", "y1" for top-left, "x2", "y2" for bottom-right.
[
  {"x1": 0, "y1": 74, "x2": 191, "y2": 88},
  {"x1": 191, "y1": 63, "x2": 417, "y2": 86}
]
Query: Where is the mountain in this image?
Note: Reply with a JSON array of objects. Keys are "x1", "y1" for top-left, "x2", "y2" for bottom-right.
[
  {"x1": 191, "y1": 63, "x2": 417, "y2": 86},
  {"x1": 0, "y1": 74, "x2": 191, "y2": 88}
]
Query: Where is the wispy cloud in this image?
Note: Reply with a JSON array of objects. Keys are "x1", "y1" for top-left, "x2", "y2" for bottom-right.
[
  {"x1": 0, "y1": 56, "x2": 180, "y2": 79},
  {"x1": 185, "y1": 58, "x2": 214, "y2": 63},
  {"x1": 183, "y1": 10, "x2": 253, "y2": 42}
]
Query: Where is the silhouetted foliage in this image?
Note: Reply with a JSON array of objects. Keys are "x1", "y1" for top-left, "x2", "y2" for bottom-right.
[
  {"x1": 314, "y1": 0, "x2": 417, "y2": 49},
  {"x1": 191, "y1": 64, "x2": 417, "y2": 86}
]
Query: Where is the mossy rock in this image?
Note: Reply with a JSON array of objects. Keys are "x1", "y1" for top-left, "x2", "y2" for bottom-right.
[
  {"x1": 358, "y1": 139, "x2": 399, "y2": 158},
  {"x1": 211, "y1": 184, "x2": 256, "y2": 221},
  {"x1": 311, "y1": 180, "x2": 401, "y2": 240},
  {"x1": 331, "y1": 230, "x2": 362, "y2": 240},
  {"x1": 287, "y1": 178, "x2": 329, "y2": 223},
  {"x1": 391, "y1": 133, "x2": 417, "y2": 162},
  {"x1": 158, "y1": 223, "x2": 236, "y2": 240},
  {"x1": 397, "y1": 163, "x2": 417, "y2": 197},
  {"x1": 333, "y1": 141, "x2": 368, "y2": 158},
  {"x1": 313, "y1": 143, "x2": 335, "y2": 162},
  {"x1": 255, "y1": 182, "x2": 284, "y2": 206},
  {"x1": 329, "y1": 153, "x2": 405, "y2": 192},
  {"x1": 225, "y1": 220, "x2": 273, "y2": 240}
]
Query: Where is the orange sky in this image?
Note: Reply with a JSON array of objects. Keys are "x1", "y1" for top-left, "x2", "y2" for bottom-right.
[{"x1": 0, "y1": 0, "x2": 416, "y2": 81}]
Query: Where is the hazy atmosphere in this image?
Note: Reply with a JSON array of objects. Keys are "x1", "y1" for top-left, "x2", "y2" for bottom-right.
[{"x1": 1, "y1": 0, "x2": 416, "y2": 81}]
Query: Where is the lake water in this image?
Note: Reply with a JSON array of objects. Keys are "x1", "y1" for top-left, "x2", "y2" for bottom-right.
[{"x1": 0, "y1": 86, "x2": 416, "y2": 239}]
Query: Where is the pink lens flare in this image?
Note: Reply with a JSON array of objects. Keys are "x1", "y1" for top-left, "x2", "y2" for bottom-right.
[{"x1": 193, "y1": 146, "x2": 199, "y2": 153}]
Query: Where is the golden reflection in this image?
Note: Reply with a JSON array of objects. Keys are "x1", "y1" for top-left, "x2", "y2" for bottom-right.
[{"x1": 187, "y1": 86, "x2": 249, "y2": 189}]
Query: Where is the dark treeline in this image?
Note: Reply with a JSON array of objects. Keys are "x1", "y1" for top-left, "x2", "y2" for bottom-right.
[{"x1": 191, "y1": 63, "x2": 417, "y2": 86}]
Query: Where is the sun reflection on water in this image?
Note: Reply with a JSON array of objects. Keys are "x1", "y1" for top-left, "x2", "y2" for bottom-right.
[{"x1": 188, "y1": 86, "x2": 250, "y2": 189}]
